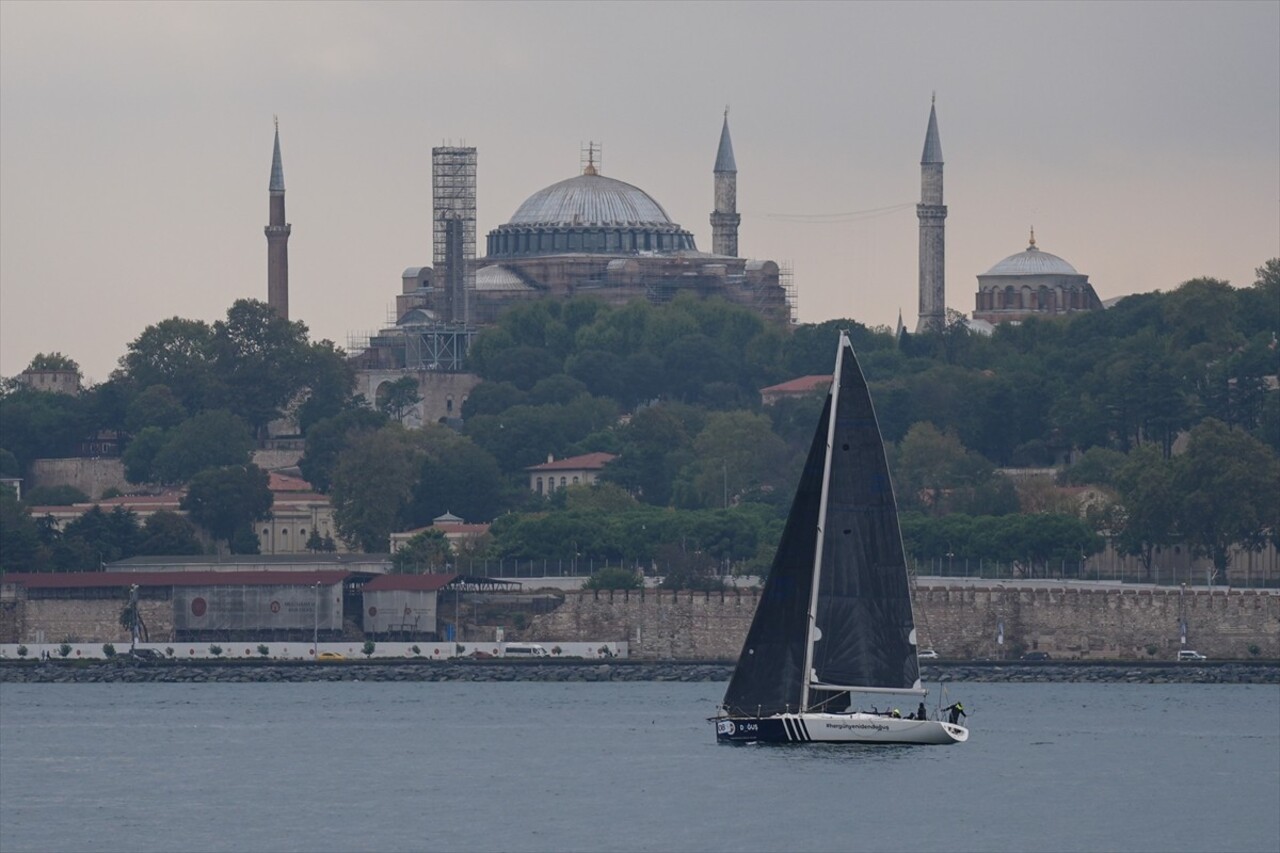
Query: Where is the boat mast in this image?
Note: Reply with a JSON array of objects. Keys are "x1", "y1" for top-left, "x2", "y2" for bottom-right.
[{"x1": 799, "y1": 331, "x2": 848, "y2": 713}]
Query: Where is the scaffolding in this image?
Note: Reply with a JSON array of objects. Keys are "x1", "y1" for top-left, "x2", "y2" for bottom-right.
[
  {"x1": 432, "y1": 147, "x2": 476, "y2": 325},
  {"x1": 779, "y1": 261, "x2": 797, "y2": 324}
]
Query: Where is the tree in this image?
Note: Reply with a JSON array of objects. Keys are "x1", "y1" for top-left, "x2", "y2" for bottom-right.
[
  {"x1": 1173, "y1": 419, "x2": 1280, "y2": 579},
  {"x1": 122, "y1": 427, "x2": 169, "y2": 484},
  {"x1": 405, "y1": 432, "x2": 504, "y2": 527},
  {"x1": 298, "y1": 407, "x2": 387, "y2": 493},
  {"x1": 136, "y1": 511, "x2": 203, "y2": 556},
  {"x1": 54, "y1": 506, "x2": 143, "y2": 569},
  {"x1": 26, "y1": 352, "x2": 81, "y2": 374},
  {"x1": 120, "y1": 317, "x2": 222, "y2": 414},
  {"x1": 294, "y1": 341, "x2": 357, "y2": 434},
  {"x1": 124, "y1": 384, "x2": 187, "y2": 433},
  {"x1": 893, "y1": 422, "x2": 991, "y2": 515},
  {"x1": 330, "y1": 426, "x2": 428, "y2": 552},
  {"x1": 150, "y1": 410, "x2": 255, "y2": 484},
  {"x1": 1110, "y1": 445, "x2": 1178, "y2": 580},
  {"x1": 0, "y1": 485, "x2": 48, "y2": 571},
  {"x1": 582, "y1": 567, "x2": 642, "y2": 590},
  {"x1": 673, "y1": 411, "x2": 790, "y2": 509},
  {"x1": 376, "y1": 376, "x2": 423, "y2": 422},
  {"x1": 391, "y1": 529, "x2": 451, "y2": 573},
  {"x1": 181, "y1": 465, "x2": 273, "y2": 547},
  {"x1": 211, "y1": 299, "x2": 313, "y2": 433}
]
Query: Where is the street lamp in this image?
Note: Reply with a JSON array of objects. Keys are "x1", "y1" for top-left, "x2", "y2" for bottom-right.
[
  {"x1": 129, "y1": 584, "x2": 139, "y2": 655},
  {"x1": 312, "y1": 582, "x2": 320, "y2": 661}
]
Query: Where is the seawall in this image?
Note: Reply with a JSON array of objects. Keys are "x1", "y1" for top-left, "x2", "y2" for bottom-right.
[
  {"x1": 2, "y1": 660, "x2": 1276, "y2": 685},
  {"x1": 527, "y1": 584, "x2": 1280, "y2": 661}
]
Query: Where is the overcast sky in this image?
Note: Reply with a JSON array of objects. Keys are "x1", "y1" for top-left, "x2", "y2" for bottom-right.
[{"x1": 2, "y1": 0, "x2": 1277, "y2": 382}]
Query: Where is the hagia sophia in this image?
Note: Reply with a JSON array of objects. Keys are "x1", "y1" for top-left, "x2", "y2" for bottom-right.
[{"x1": 260, "y1": 102, "x2": 1103, "y2": 424}]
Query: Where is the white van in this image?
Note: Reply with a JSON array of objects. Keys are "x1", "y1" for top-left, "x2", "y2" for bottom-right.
[
  {"x1": 1177, "y1": 649, "x2": 1207, "y2": 661},
  {"x1": 502, "y1": 643, "x2": 549, "y2": 658}
]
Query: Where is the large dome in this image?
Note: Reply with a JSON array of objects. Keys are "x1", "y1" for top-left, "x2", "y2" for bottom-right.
[
  {"x1": 984, "y1": 238, "x2": 1079, "y2": 277},
  {"x1": 507, "y1": 173, "x2": 675, "y2": 227}
]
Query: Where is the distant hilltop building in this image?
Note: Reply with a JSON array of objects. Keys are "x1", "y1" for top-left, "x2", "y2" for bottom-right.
[
  {"x1": 347, "y1": 115, "x2": 791, "y2": 427},
  {"x1": 972, "y1": 230, "x2": 1102, "y2": 325},
  {"x1": 358, "y1": 115, "x2": 791, "y2": 372}
]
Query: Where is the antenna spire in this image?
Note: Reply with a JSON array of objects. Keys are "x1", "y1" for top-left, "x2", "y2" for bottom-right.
[{"x1": 1029, "y1": 226, "x2": 1036, "y2": 248}]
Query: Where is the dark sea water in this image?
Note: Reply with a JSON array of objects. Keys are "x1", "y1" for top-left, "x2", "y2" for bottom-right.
[{"x1": 1, "y1": 680, "x2": 1278, "y2": 853}]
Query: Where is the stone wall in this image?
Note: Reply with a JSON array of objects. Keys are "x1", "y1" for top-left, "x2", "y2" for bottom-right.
[
  {"x1": 528, "y1": 585, "x2": 1280, "y2": 661},
  {"x1": 18, "y1": 597, "x2": 174, "y2": 645},
  {"x1": 29, "y1": 458, "x2": 128, "y2": 500}
]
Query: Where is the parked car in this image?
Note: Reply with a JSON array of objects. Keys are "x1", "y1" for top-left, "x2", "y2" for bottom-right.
[
  {"x1": 1021, "y1": 651, "x2": 1052, "y2": 661},
  {"x1": 317, "y1": 651, "x2": 345, "y2": 661},
  {"x1": 1177, "y1": 650, "x2": 1207, "y2": 661},
  {"x1": 918, "y1": 649, "x2": 939, "y2": 660},
  {"x1": 125, "y1": 648, "x2": 163, "y2": 661}
]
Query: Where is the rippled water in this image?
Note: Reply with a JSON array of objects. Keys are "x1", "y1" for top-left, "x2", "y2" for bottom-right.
[{"x1": 1, "y1": 681, "x2": 1277, "y2": 852}]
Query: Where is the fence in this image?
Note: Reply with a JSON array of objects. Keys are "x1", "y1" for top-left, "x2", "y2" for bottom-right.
[{"x1": 444, "y1": 554, "x2": 1279, "y2": 589}]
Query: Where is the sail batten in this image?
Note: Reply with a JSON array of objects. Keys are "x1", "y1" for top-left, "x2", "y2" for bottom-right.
[{"x1": 722, "y1": 333, "x2": 920, "y2": 717}]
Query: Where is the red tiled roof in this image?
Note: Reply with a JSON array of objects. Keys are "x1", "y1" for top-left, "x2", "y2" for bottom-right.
[
  {"x1": 269, "y1": 472, "x2": 314, "y2": 492},
  {"x1": 526, "y1": 452, "x2": 618, "y2": 472},
  {"x1": 760, "y1": 375, "x2": 832, "y2": 395},
  {"x1": 3, "y1": 570, "x2": 351, "y2": 589},
  {"x1": 362, "y1": 573, "x2": 459, "y2": 592}
]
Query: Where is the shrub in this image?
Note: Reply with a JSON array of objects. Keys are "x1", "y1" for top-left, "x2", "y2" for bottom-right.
[
  {"x1": 583, "y1": 567, "x2": 643, "y2": 591},
  {"x1": 58, "y1": 643, "x2": 72, "y2": 658},
  {"x1": 209, "y1": 644, "x2": 224, "y2": 657},
  {"x1": 1145, "y1": 644, "x2": 1159, "y2": 657},
  {"x1": 551, "y1": 646, "x2": 562, "y2": 656},
  {"x1": 411, "y1": 645, "x2": 422, "y2": 657},
  {"x1": 16, "y1": 645, "x2": 28, "y2": 658},
  {"x1": 164, "y1": 646, "x2": 175, "y2": 658},
  {"x1": 102, "y1": 643, "x2": 116, "y2": 658},
  {"x1": 257, "y1": 644, "x2": 270, "y2": 657},
  {"x1": 362, "y1": 640, "x2": 376, "y2": 658},
  {"x1": 1248, "y1": 644, "x2": 1261, "y2": 657}
]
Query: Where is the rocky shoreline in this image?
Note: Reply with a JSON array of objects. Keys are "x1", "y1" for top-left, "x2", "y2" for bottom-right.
[{"x1": 1, "y1": 660, "x2": 1276, "y2": 684}]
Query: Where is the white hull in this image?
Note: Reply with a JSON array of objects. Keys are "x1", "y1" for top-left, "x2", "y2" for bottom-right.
[{"x1": 716, "y1": 711, "x2": 968, "y2": 745}]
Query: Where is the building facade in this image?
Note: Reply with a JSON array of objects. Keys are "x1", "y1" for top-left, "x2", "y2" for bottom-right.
[{"x1": 973, "y1": 231, "x2": 1102, "y2": 325}]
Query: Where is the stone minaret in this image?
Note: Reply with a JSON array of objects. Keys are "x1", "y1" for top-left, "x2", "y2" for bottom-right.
[
  {"x1": 915, "y1": 96, "x2": 946, "y2": 334},
  {"x1": 265, "y1": 117, "x2": 291, "y2": 319},
  {"x1": 710, "y1": 108, "x2": 740, "y2": 257}
]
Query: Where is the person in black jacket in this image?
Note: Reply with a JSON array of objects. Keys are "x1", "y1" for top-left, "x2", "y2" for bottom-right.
[{"x1": 944, "y1": 701, "x2": 966, "y2": 725}]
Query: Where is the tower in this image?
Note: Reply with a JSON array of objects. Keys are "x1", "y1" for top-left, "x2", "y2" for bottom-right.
[
  {"x1": 265, "y1": 118, "x2": 291, "y2": 320},
  {"x1": 432, "y1": 146, "x2": 477, "y2": 325},
  {"x1": 915, "y1": 96, "x2": 947, "y2": 333},
  {"x1": 710, "y1": 108, "x2": 740, "y2": 258}
]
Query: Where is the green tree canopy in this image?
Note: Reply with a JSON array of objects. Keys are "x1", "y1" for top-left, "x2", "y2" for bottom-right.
[
  {"x1": 181, "y1": 465, "x2": 273, "y2": 547},
  {"x1": 1173, "y1": 419, "x2": 1280, "y2": 576}
]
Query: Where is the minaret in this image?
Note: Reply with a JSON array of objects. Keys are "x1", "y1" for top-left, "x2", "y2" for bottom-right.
[
  {"x1": 915, "y1": 95, "x2": 946, "y2": 334},
  {"x1": 710, "y1": 108, "x2": 740, "y2": 257},
  {"x1": 265, "y1": 117, "x2": 291, "y2": 320}
]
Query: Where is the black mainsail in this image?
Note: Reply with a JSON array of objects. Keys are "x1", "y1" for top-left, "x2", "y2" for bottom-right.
[{"x1": 722, "y1": 333, "x2": 920, "y2": 717}]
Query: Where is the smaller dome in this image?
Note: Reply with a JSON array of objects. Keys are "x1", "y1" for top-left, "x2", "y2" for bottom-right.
[
  {"x1": 475, "y1": 265, "x2": 535, "y2": 292},
  {"x1": 984, "y1": 233, "x2": 1079, "y2": 276}
]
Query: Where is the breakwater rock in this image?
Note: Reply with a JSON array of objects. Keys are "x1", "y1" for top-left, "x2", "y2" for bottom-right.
[{"x1": 1, "y1": 660, "x2": 1276, "y2": 685}]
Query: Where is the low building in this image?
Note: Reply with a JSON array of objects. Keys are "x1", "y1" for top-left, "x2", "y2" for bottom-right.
[
  {"x1": 760, "y1": 375, "x2": 831, "y2": 406},
  {"x1": 0, "y1": 570, "x2": 358, "y2": 644},
  {"x1": 526, "y1": 452, "x2": 617, "y2": 495},
  {"x1": 389, "y1": 512, "x2": 492, "y2": 555},
  {"x1": 360, "y1": 573, "x2": 459, "y2": 639}
]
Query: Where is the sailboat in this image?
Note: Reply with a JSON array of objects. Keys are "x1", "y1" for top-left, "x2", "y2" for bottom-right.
[{"x1": 713, "y1": 332, "x2": 968, "y2": 745}]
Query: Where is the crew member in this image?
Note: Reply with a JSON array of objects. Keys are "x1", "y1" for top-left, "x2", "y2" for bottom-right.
[{"x1": 944, "y1": 701, "x2": 966, "y2": 725}]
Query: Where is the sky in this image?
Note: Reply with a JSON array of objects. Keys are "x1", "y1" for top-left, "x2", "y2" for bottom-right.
[{"x1": 1, "y1": 1, "x2": 1277, "y2": 383}]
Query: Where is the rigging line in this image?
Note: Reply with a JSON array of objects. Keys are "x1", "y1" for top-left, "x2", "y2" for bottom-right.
[{"x1": 748, "y1": 202, "x2": 916, "y2": 223}]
